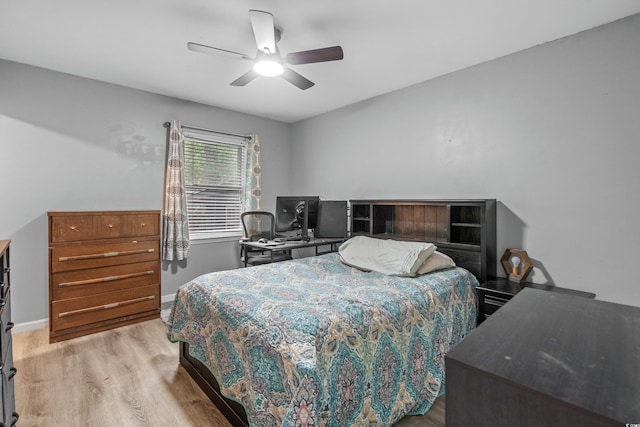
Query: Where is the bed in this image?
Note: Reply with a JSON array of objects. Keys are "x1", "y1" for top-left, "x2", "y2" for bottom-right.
[
  {"x1": 167, "y1": 250, "x2": 479, "y2": 426},
  {"x1": 167, "y1": 199, "x2": 496, "y2": 426}
]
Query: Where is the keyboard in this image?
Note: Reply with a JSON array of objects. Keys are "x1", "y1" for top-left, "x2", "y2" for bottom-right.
[{"x1": 274, "y1": 237, "x2": 302, "y2": 242}]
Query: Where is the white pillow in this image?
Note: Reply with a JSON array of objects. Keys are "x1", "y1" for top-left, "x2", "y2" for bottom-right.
[
  {"x1": 416, "y1": 251, "x2": 456, "y2": 275},
  {"x1": 338, "y1": 236, "x2": 436, "y2": 277}
]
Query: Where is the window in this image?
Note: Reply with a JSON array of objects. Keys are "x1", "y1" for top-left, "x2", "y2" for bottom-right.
[{"x1": 182, "y1": 129, "x2": 248, "y2": 239}]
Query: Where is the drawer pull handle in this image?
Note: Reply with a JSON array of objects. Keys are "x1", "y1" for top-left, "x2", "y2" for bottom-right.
[
  {"x1": 8, "y1": 367, "x2": 17, "y2": 380},
  {"x1": 58, "y1": 295, "x2": 156, "y2": 318},
  {"x1": 59, "y1": 248, "x2": 155, "y2": 262},
  {"x1": 3, "y1": 267, "x2": 9, "y2": 273},
  {"x1": 5, "y1": 322, "x2": 14, "y2": 333},
  {"x1": 58, "y1": 270, "x2": 155, "y2": 288}
]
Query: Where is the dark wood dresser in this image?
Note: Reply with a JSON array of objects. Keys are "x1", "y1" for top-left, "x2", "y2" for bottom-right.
[
  {"x1": 0, "y1": 241, "x2": 18, "y2": 426},
  {"x1": 48, "y1": 211, "x2": 161, "y2": 343},
  {"x1": 446, "y1": 288, "x2": 640, "y2": 426}
]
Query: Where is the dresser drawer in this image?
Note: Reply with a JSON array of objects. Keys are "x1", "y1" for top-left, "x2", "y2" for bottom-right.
[
  {"x1": 51, "y1": 213, "x2": 160, "y2": 242},
  {"x1": 125, "y1": 214, "x2": 159, "y2": 237},
  {"x1": 482, "y1": 295, "x2": 509, "y2": 316},
  {"x1": 51, "y1": 284, "x2": 159, "y2": 332},
  {"x1": 93, "y1": 214, "x2": 159, "y2": 239},
  {"x1": 51, "y1": 240, "x2": 159, "y2": 273},
  {"x1": 0, "y1": 260, "x2": 7, "y2": 302},
  {"x1": 51, "y1": 260, "x2": 159, "y2": 300},
  {"x1": 50, "y1": 215, "x2": 94, "y2": 242},
  {"x1": 0, "y1": 247, "x2": 9, "y2": 302},
  {"x1": 1, "y1": 338, "x2": 17, "y2": 427},
  {"x1": 0, "y1": 290, "x2": 12, "y2": 362},
  {"x1": 92, "y1": 214, "x2": 126, "y2": 239},
  {"x1": 478, "y1": 289, "x2": 513, "y2": 321},
  {"x1": 482, "y1": 291, "x2": 512, "y2": 306}
]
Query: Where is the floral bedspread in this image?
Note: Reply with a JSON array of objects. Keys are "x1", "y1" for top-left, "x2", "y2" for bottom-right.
[{"x1": 166, "y1": 252, "x2": 478, "y2": 427}]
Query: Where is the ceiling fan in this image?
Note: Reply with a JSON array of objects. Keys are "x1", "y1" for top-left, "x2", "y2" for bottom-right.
[{"x1": 187, "y1": 9, "x2": 344, "y2": 90}]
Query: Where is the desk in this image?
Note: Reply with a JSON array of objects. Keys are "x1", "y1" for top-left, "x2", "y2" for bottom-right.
[
  {"x1": 240, "y1": 237, "x2": 344, "y2": 267},
  {"x1": 446, "y1": 288, "x2": 640, "y2": 426}
]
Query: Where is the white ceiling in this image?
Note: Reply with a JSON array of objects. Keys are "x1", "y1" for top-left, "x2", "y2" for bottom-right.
[{"x1": 2, "y1": 1, "x2": 639, "y2": 123}]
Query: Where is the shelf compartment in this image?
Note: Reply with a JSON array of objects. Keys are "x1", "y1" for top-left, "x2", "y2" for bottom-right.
[{"x1": 349, "y1": 199, "x2": 495, "y2": 282}]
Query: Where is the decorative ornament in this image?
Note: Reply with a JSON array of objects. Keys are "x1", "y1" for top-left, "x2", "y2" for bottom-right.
[{"x1": 500, "y1": 248, "x2": 533, "y2": 283}]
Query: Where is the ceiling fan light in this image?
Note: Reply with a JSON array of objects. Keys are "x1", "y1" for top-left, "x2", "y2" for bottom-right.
[{"x1": 253, "y1": 60, "x2": 284, "y2": 77}]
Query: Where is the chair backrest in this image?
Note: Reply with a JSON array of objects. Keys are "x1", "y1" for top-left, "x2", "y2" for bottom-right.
[{"x1": 241, "y1": 211, "x2": 276, "y2": 241}]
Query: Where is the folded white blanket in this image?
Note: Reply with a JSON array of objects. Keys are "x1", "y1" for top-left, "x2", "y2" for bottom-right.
[{"x1": 338, "y1": 235, "x2": 436, "y2": 276}]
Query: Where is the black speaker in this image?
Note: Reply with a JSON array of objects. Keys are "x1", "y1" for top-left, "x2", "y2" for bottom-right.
[{"x1": 314, "y1": 200, "x2": 348, "y2": 238}]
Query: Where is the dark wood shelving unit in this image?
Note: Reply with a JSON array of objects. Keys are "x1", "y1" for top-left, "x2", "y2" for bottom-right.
[{"x1": 349, "y1": 199, "x2": 496, "y2": 282}]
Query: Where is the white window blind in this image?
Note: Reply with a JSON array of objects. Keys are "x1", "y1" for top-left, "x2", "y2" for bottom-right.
[{"x1": 182, "y1": 129, "x2": 247, "y2": 239}]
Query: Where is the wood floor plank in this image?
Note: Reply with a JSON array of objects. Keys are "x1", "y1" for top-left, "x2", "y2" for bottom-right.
[{"x1": 13, "y1": 318, "x2": 444, "y2": 426}]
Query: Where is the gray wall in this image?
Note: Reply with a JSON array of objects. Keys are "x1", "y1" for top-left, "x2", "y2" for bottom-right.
[
  {"x1": 291, "y1": 14, "x2": 640, "y2": 307},
  {"x1": 0, "y1": 59, "x2": 292, "y2": 324},
  {"x1": 2, "y1": 13, "x2": 639, "y2": 326}
]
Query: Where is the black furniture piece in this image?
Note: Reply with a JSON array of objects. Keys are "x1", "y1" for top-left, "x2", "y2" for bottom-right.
[
  {"x1": 239, "y1": 237, "x2": 344, "y2": 267},
  {"x1": 446, "y1": 288, "x2": 640, "y2": 427},
  {"x1": 240, "y1": 211, "x2": 292, "y2": 266},
  {"x1": 314, "y1": 200, "x2": 348, "y2": 238},
  {"x1": 0, "y1": 241, "x2": 18, "y2": 426},
  {"x1": 350, "y1": 199, "x2": 496, "y2": 282},
  {"x1": 477, "y1": 277, "x2": 595, "y2": 324}
]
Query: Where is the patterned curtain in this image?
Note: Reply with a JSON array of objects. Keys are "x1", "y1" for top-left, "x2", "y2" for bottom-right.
[
  {"x1": 243, "y1": 134, "x2": 262, "y2": 211},
  {"x1": 162, "y1": 120, "x2": 190, "y2": 261}
]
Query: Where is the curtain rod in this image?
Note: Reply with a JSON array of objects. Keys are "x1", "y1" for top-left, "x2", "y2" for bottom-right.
[{"x1": 163, "y1": 121, "x2": 252, "y2": 140}]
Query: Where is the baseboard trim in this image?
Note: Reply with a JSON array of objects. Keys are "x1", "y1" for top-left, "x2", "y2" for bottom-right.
[
  {"x1": 14, "y1": 293, "x2": 178, "y2": 334},
  {"x1": 161, "y1": 293, "x2": 176, "y2": 304},
  {"x1": 13, "y1": 318, "x2": 48, "y2": 334}
]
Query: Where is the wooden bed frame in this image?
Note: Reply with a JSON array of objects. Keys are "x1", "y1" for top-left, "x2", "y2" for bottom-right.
[{"x1": 178, "y1": 199, "x2": 496, "y2": 427}]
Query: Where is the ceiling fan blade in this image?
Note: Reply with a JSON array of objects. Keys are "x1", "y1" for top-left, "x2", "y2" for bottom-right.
[
  {"x1": 230, "y1": 69, "x2": 260, "y2": 87},
  {"x1": 249, "y1": 10, "x2": 276, "y2": 54},
  {"x1": 285, "y1": 46, "x2": 344, "y2": 65},
  {"x1": 187, "y1": 42, "x2": 251, "y2": 60},
  {"x1": 280, "y1": 68, "x2": 315, "y2": 90}
]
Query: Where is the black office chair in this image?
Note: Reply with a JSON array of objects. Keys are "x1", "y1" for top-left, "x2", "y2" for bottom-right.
[{"x1": 240, "y1": 211, "x2": 292, "y2": 266}]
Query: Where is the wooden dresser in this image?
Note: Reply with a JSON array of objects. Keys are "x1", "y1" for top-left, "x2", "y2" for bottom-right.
[
  {"x1": 0, "y1": 241, "x2": 18, "y2": 426},
  {"x1": 48, "y1": 211, "x2": 161, "y2": 343}
]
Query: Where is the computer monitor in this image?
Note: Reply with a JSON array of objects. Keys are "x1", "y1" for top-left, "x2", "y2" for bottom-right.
[{"x1": 275, "y1": 196, "x2": 319, "y2": 240}]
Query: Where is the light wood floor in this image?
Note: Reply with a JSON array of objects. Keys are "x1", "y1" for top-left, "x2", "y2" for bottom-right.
[{"x1": 13, "y1": 319, "x2": 445, "y2": 426}]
